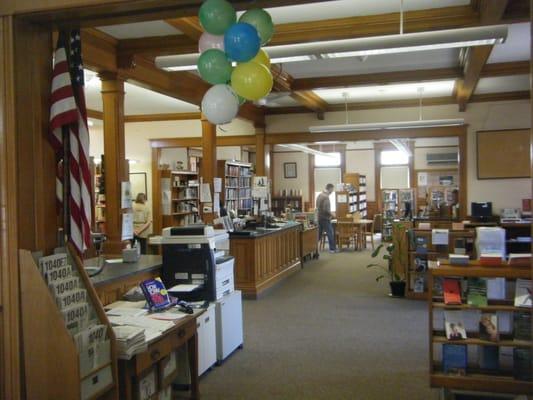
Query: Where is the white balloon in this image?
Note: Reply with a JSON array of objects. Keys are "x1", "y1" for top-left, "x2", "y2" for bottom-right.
[
  {"x1": 201, "y1": 84, "x2": 239, "y2": 125},
  {"x1": 199, "y1": 32, "x2": 225, "y2": 53}
]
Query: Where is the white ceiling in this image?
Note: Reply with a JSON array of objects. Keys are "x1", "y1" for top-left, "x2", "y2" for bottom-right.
[
  {"x1": 487, "y1": 22, "x2": 531, "y2": 64},
  {"x1": 84, "y1": 71, "x2": 199, "y2": 114},
  {"x1": 97, "y1": 21, "x2": 181, "y2": 39},
  {"x1": 474, "y1": 74, "x2": 529, "y2": 95}
]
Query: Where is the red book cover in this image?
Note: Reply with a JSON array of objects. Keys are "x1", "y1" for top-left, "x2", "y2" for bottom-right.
[{"x1": 444, "y1": 279, "x2": 462, "y2": 305}]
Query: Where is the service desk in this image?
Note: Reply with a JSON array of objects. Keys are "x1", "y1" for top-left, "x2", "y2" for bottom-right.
[
  {"x1": 88, "y1": 255, "x2": 162, "y2": 305},
  {"x1": 229, "y1": 222, "x2": 302, "y2": 299}
]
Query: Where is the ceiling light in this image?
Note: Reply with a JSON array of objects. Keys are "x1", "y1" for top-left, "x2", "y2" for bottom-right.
[
  {"x1": 155, "y1": 25, "x2": 507, "y2": 70},
  {"x1": 279, "y1": 144, "x2": 336, "y2": 158},
  {"x1": 309, "y1": 119, "x2": 465, "y2": 133},
  {"x1": 87, "y1": 119, "x2": 94, "y2": 127},
  {"x1": 128, "y1": 159, "x2": 139, "y2": 165}
]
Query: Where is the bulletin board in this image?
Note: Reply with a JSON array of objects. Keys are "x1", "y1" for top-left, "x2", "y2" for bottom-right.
[{"x1": 477, "y1": 129, "x2": 530, "y2": 179}]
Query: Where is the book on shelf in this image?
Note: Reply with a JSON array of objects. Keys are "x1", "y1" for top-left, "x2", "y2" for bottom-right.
[
  {"x1": 449, "y1": 254, "x2": 469, "y2": 266},
  {"x1": 487, "y1": 278, "x2": 506, "y2": 300},
  {"x1": 442, "y1": 344, "x2": 467, "y2": 375},
  {"x1": 433, "y1": 277, "x2": 444, "y2": 297},
  {"x1": 453, "y1": 237, "x2": 466, "y2": 254},
  {"x1": 514, "y1": 311, "x2": 532, "y2": 341},
  {"x1": 479, "y1": 252, "x2": 503, "y2": 266},
  {"x1": 444, "y1": 310, "x2": 467, "y2": 340},
  {"x1": 479, "y1": 313, "x2": 499, "y2": 342},
  {"x1": 478, "y1": 345, "x2": 499, "y2": 371},
  {"x1": 443, "y1": 279, "x2": 462, "y2": 305},
  {"x1": 413, "y1": 276, "x2": 425, "y2": 293},
  {"x1": 514, "y1": 278, "x2": 532, "y2": 308},
  {"x1": 414, "y1": 256, "x2": 428, "y2": 272},
  {"x1": 507, "y1": 253, "x2": 531, "y2": 267},
  {"x1": 415, "y1": 236, "x2": 428, "y2": 254},
  {"x1": 513, "y1": 348, "x2": 532, "y2": 381},
  {"x1": 466, "y1": 277, "x2": 487, "y2": 307}
]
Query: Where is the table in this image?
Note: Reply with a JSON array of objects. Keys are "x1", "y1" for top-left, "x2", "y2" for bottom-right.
[
  {"x1": 118, "y1": 315, "x2": 200, "y2": 400},
  {"x1": 332, "y1": 219, "x2": 373, "y2": 250}
]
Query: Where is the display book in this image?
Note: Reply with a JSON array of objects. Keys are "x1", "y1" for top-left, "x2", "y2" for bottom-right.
[
  {"x1": 406, "y1": 228, "x2": 475, "y2": 299},
  {"x1": 430, "y1": 263, "x2": 532, "y2": 395},
  {"x1": 20, "y1": 246, "x2": 117, "y2": 400}
]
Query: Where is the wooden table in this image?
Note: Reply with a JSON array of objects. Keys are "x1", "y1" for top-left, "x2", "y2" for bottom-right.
[
  {"x1": 118, "y1": 315, "x2": 200, "y2": 400},
  {"x1": 333, "y1": 219, "x2": 373, "y2": 250},
  {"x1": 300, "y1": 225, "x2": 319, "y2": 265}
]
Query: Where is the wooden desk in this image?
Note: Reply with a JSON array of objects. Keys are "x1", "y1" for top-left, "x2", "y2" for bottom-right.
[
  {"x1": 118, "y1": 315, "x2": 199, "y2": 400},
  {"x1": 300, "y1": 226, "x2": 319, "y2": 265}
]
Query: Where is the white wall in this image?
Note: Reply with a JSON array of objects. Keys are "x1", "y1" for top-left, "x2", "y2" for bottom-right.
[
  {"x1": 345, "y1": 149, "x2": 375, "y2": 201},
  {"x1": 267, "y1": 100, "x2": 532, "y2": 212},
  {"x1": 272, "y1": 152, "x2": 309, "y2": 201}
]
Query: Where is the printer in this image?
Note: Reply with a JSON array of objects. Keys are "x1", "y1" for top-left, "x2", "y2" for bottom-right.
[{"x1": 159, "y1": 225, "x2": 233, "y2": 302}]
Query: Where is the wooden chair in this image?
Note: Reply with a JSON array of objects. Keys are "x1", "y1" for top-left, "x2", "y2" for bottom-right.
[
  {"x1": 363, "y1": 213, "x2": 382, "y2": 250},
  {"x1": 335, "y1": 217, "x2": 356, "y2": 250},
  {"x1": 319, "y1": 231, "x2": 328, "y2": 251}
]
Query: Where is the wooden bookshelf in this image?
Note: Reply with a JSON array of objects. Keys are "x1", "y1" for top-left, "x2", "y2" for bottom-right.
[
  {"x1": 343, "y1": 173, "x2": 367, "y2": 217},
  {"x1": 161, "y1": 170, "x2": 199, "y2": 228},
  {"x1": 271, "y1": 195, "x2": 303, "y2": 216},
  {"x1": 406, "y1": 229, "x2": 476, "y2": 300},
  {"x1": 217, "y1": 160, "x2": 252, "y2": 215},
  {"x1": 428, "y1": 263, "x2": 533, "y2": 395}
]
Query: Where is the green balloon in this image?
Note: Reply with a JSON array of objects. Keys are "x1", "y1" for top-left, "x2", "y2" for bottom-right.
[
  {"x1": 238, "y1": 8, "x2": 274, "y2": 45},
  {"x1": 238, "y1": 95, "x2": 246, "y2": 105},
  {"x1": 199, "y1": 0, "x2": 236, "y2": 35},
  {"x1": 197, "y1": 49, "x2": 233, "y2": 85}
]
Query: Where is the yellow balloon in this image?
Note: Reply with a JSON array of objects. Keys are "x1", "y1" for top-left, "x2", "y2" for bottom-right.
[
  {"x1": 231, "y1": 62, "x2": 273, "y2": 101},
  {"x1": 250, "y1": 49, "x2": 270, "y2": 68}
]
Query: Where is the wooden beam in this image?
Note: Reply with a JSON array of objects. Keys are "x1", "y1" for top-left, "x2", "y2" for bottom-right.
[
  {"x1": 118, "y1": 34, "x2": 197, "y2": 58},
  {"x1": 87, "y1": 109, "x2": 103, "y2": 119},
  {"x1": 165, "y1": 17, "x2": 203, "y2": 40},
  {"x1": 480, "y1": 60, "x2": 530, "y2": 77},
  {"x1": 124, "y1": 112, "x2": 201, "y2": 122},
  {"x1": 456, "y1": 0, "x2": 509, "y2": 111},
  {"x1": 201, "y1": 115, "x2": 216, "y2": 223},
  {"x1": 265, "y1": 91, "x2": 530, "y2": 115},
  {"x1": 289, "y1": 91, "x2": 328, "y2": 118},
  {"x1": 149, "y1": 135, "x2": 256, "y2": 148},
  {"x1": 265, "y1": 126, "x2": 467, "y2": 145}
]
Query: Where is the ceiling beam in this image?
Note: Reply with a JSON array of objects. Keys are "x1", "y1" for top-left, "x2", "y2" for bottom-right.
[
  {"x1": 455, "y1": 0, "x2": 509, "y2": 111},
  {"x1": 265, "y1": 91, "x2": 530, "y2": 115},
  {"x1": 87, "y1": 111, "x2": 202, "y2": 122},
  {"x1": 162, "y1": 18, "x2": 328, "y2": 116},
  {"x1": 291, "y1": 61, "x2": 529, "y2": 91},
  {"x1": 82, "y1": 28, "x2": 264, "y2": 125},
  {"x1": 149, "y1": 135, "x2": 256, "y2": 148}
]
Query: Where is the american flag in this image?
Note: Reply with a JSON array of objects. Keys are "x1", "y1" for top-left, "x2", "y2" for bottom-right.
[{"x1": 49, "y1": 30, "x2": 92, "y2": 255}]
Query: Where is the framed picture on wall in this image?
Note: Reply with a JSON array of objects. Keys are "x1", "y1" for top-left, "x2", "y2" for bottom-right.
[{"x1": 284, "y1": 162, "x2": 297, "y2": 179}]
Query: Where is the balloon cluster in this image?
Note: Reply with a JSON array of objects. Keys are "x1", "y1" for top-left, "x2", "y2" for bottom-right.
[{"x1": 198, "y1": 0, "x2": 274, "y2": 125}]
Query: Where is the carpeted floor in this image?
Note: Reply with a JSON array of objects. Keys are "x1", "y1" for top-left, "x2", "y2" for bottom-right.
[{"x1": 198, "y1": 247, "x2": 439, "y2": 400}]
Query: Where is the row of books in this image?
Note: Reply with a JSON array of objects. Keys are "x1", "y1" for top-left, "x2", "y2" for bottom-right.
[
  {"x1": 442, "y1": 278, "x2": 532, "y2": 308},
  {"x1": 224, "y1": 177, "x2": 252, "y2": 187},
  {"x1": 38, "y1": 253, "x2": 110, "y2": 377},
  {"x1": 439, "y1": 310, "x2": 531, "y2": 342},
  {"x1": 441, "y1": 344, "x2": 531, "y2": 381}
]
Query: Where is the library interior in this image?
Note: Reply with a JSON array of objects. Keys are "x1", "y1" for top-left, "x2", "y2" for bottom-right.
[{"x1": 1, "y1": 1, "x2": 533, "y2": 399}]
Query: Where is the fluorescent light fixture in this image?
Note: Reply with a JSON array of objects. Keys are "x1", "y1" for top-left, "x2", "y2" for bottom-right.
[
  {"x1": 128, "y1": 159, "x2": 139, "y2": 165},
  {"x1": 156, "y1": 25, "x2": 507, "y2": 70},
  {"x1": 309, "y1": 118, "x2": 465, "y2": 133},
  {"x1": 93, "y1": 157, "x2": 102, "y2": 164},
  {"x1": 87, "y1": 119, "x2": 94, "y2": 127},
  {"x1": 279, "y1": 144, "x2": 337, "y2": 158}
]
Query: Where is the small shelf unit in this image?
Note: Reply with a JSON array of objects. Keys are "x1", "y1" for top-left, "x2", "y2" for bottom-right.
[
  {"x1": 217, "y1": 160, "x2": 253, "y2": 215},
  {"x1": 161, "y1": 170, "x2": 200, "y2": 227}
]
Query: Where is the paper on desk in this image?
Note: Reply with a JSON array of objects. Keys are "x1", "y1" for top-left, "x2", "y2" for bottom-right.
[
  {"x1": 106, "y1": 307, "x2": 148, "y2": 318},
  {"x1": 105, "y1": 300, "x2": 146, "y2": 310},
  {"x1": 108, "y1": 315, "x2": 175, "y2": 332},
  {"x1": 431, "y1": 229, "x2": 449, "y2": 245},
  {"x1": 148, "y1": 310, "x2": 188, "y2": 321},
  {"x1": 168, "y1": 284, "x2": 200, "y2": 292},
  {"x1": 105, "y1": 258, "x2": 124, "y2": 264}
]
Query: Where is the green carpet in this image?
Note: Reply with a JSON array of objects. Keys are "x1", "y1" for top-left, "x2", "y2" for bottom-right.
[{"x1": 199, "y1": 248, "x2": 438, "y2": 400}]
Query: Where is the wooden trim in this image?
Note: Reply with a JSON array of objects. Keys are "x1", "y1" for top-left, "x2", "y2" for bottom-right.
[
  {"x1": 124, "y1": 112, "x2": 201, "y2": 122},
  {"x1": 458, "y1": 130, "x2": 467, "y2": 219},
  {"x1": 165, "y1": 17, "x2": 202, "y2": 40},
  {"x1": 87, "y1": 108, "x2": 103, "y2": 119},
  {"x1": 480, "y1": 60, "x2": 530, "y2": 77},
  {"x1": 308, "y1": 154, "x2": 315, "y2": 209},
  {"x1": 151, "y1": 147, "x2": 162, "y2": 234},
  {"x1": 149, "y1": 135, "x2": 256, "y2": 148},
  {"x1": 289, "y1": 91, "x2": 328, "y2": 116},
  {"x1": 414, "y1": 145, "x2": 459, "y2": 149},
  {"x1": 0, "y1": 15, "x2": 21, "y2": 400}
]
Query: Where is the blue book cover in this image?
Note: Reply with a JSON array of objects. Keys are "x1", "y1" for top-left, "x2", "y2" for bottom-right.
[
  {"x1": 443, "y1": 344, "x2": 467, "y2": 375},
  {"x1": 140, "y1": 277, "x2": 171, "y2": 311},
  {"x1": 479, "y1": 345, "x2": 499, "y2": 371}
]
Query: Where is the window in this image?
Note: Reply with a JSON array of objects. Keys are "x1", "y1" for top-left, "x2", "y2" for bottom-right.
[
  {"x1": 381, "y1": 150, "x2": 408, "y2": 165},
  {"x1": 314, "y1": 191, "x2": 336, "y2": 213},
  {"x1": 315, "y1": 152, "x2": 341, "y2": 167}
]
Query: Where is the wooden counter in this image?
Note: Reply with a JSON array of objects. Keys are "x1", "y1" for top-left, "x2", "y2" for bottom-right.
[{"x1": 229, "y1": 223, "x2": 302, "y2": 299}]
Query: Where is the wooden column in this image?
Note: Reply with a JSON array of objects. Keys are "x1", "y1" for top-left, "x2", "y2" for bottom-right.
[
  {"x1": 458, "y1": 129, "x2": 468, "y2": 219},
  {"x1": 100, "y1": 72, "x2": 127, "y2": 254},
  {"x1": 151, "y1": 147, "x2": 162, "y2": 234},
  {"x1": 201, "y1": 114, "x2": 216, "y2": 223},
  {"x1": 255, "y1": 123, "x2": 267, "y2": 176}
]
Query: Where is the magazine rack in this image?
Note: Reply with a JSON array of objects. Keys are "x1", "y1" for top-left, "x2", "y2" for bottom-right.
[
  {"x1": 20, "y1": 244, "x2": 118, "y2": 400},
  {"x1": 429, "y1": 261, "x2": 532, "y2": 395}
]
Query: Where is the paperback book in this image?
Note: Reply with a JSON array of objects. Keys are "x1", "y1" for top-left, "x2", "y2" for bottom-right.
[
  {"x1": 466, "y1": 278, "x2": 487, "y2": 307},
  {"x1": 442, "y1": 344, "x2": 467, "y2": 375},
  {"x1": 478, "y1": 345, "x2": 499, "y2": 371},
  {"x1": 414, "y1": 256, "x2": 428, "y2": 272},
  {"x1": 415, "y1": 236, "x2": 428, "y2": 254},
  {"x1": 486, "y1": 278, "x2": 506, "y2": 301},
  {"x1": 445, "y1": 311, "x2": 467, "y2": 340},
  {"x1": 479, "y1": 313, "x2": 499, "y2": 342},
  {"x1": 513, "y1": 348, "x2": 532, "y2": 381},
  {"x1": 443, "y1": 279, "x2": 462, "y2": 305},
  {"x1": 140, "y1": 277, "x2": 172, "y2": 311},
  {"x1": 514, "y1": 311, "x2": 532, "y2": 341},
  {"x1": 413, "y1": 276, "x2": 425, "y2": 293},
  {"x1": 514, "y1": 279, "x2": 532, "y2": 308}
]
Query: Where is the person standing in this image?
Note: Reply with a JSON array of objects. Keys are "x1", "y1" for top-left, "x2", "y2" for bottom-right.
[
  {"x1": 133, "y1": 193, "x2": 152, "y2": 254},
  {"x1": 316, "y1": 183, "x2": 337, "y2": 253}
]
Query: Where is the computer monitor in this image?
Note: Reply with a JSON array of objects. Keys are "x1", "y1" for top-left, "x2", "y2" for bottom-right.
[{"x1": 471, "y1": 202, "x2": 492, "y2": 219}]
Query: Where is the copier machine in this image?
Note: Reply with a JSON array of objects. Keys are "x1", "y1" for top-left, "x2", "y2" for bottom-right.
[{"x1": 159, "y1": 225, "x2": 243, "y2": 368}]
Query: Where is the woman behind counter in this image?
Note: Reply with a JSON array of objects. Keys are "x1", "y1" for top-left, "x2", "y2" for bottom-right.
[{"x1": 133, "y1": 193, "x2": 152, "y2": 254}]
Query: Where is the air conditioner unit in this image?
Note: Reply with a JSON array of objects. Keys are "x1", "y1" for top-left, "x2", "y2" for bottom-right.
[{"x1": 426, "y1": 152, "x2": 458, "y2": 165}]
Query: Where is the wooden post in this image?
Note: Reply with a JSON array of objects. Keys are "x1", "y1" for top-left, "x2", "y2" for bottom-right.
[
  {"x1": 255, "y1": 123, "x2": 266, "y2": 176},
  {"x1": 201, "y1": 114, "x2": 216, "y2": 224},
  {"x1": 100, "y1": 72, "x2": 127, "y2": 254}
]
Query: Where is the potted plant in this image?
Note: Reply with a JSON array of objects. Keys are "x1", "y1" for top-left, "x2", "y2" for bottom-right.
[{"x1": 366, "y1": 243, "x2": 406, "y2": 297}]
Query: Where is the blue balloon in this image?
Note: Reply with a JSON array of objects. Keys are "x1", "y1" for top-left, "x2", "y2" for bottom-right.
[{"x1": 224, "y1": 23, "x2": 261, "y2": 62}]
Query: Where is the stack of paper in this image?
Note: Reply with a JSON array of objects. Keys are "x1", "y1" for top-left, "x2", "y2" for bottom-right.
[{"x1": 112, "y1": 325, "x2": 147, "y2": 360}]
